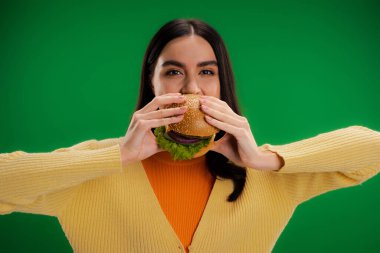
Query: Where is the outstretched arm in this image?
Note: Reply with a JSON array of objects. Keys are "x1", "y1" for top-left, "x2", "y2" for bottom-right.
[
  {"x1": 0, "y1": 137, "x2": 124, "y2": 216},
  {"x1": 256, "y1": 125, "x2": 380, "y2": 204}
]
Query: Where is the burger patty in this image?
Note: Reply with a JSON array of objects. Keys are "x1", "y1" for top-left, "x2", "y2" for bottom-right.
[{"x1": 165, "y1": 130, "x2": 210, "y2": 145}]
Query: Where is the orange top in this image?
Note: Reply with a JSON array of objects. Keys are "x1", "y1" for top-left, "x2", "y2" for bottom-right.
[{"x1": 142, "y1": 151, "x2": 215, "y2": 252}]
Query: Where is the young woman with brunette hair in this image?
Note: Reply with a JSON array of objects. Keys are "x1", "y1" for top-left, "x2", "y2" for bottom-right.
[{"x1": 1, "y1": 18, "x2": 380, "y2": 253}]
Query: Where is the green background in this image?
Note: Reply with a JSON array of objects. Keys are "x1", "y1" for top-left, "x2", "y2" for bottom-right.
[{"x1": 1, "y1": 0, "x2": 379, "y2": 252}]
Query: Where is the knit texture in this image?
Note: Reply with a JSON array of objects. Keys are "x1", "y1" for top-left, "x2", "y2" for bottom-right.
[
  {"x1": 1, "y1": 125, "x2": 380, "y2": 252},
  {"x1": 142, "y1": 151, "x2": 215, "y2": 252}
]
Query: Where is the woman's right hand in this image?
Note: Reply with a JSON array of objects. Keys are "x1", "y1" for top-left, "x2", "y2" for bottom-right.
[{"x1": 119, "y1": 93, "x2": 187, "y2": 167}]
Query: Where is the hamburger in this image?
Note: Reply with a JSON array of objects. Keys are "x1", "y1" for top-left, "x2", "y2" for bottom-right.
[{"x1": 153, "y1": 94, "x2": 219, "y2": 160}]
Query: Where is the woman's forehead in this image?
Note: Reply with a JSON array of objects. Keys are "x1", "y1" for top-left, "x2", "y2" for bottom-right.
[{"x1": 158, "y1": 35, "x2": 217, "y2": 63}]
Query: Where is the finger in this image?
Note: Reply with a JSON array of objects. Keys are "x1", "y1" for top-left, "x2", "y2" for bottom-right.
[
  {"x1": 199, "y1": 96, "x2": 245, "y2": 132},
  {"x1": 140, "y1": 114, "x2": 185, "y2": 131},
  {"x1": 201, "y1": 104, "x2": 245, "y2": 128},
  {"x1": 128, "y1": 113, "x2": 184, "y2": 145},
  {"x1": 145, "y1": 94, "x2": 185, "y2": 112},
  {"x1": 139, "y1": 94, "x2": 185, "y2": 114},
  {"x1": 200, "y1": 98, "x2": 236, "y2": 118},
  {"x1": 204, "y1": 115, "x2": 245, "y2": 138},
  {"x1": 139, "y1": 106, "x2": 188, "y2": 120},
  {"x1": 200, "y1": 96, "x2": 233, "y2": 111}
]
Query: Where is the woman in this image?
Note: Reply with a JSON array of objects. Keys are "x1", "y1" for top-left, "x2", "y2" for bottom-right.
[{"x1": 1, "y1": 18, "x2": 380, "y2": 253}]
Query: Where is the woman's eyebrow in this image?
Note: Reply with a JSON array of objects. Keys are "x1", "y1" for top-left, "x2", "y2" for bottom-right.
[
  {"x1": 161, "y1": 60, "x2": 218, "y2": 68},
  {"x1": 198, "y1": 60, "x2": 218, "y2": 67}
]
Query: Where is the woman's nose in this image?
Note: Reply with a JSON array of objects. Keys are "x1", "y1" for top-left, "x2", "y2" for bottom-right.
[{"x1": 181, "y1": 76, "x2": 201, "y2": 94}]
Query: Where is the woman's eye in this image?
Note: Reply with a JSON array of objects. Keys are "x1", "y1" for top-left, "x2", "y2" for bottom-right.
[
  {"x1": 165, "y1": 70, "x2": 182, "y2": 76},
  {"x1": 165, "y1": 69, "x2": 215, "y2": 76},
  {"x1": 200, "y1": 70, "x2": 214, "y2": 75}
]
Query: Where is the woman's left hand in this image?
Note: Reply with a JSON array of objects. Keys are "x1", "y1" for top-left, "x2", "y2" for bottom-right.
[{"x1": 199, "y1": 95, "x2": 261, "y2": 168}]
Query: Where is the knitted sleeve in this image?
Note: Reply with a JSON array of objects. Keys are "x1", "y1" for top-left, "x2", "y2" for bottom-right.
[
  {"x1": 0, "y1": 137, "x2": 124, "y2": 216},
  {"x1": 258, "y1": 125, "x2": 380, "y2": 204}
]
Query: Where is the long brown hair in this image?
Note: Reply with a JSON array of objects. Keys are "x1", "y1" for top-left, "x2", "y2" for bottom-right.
[{"x1": 135, "y1": 18, "x2": 246, "y2": 202}]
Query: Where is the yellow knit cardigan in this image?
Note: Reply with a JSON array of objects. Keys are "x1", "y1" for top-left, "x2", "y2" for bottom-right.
[{"x1": 1, "y1": 125, "x2": 379, "y2": 253}]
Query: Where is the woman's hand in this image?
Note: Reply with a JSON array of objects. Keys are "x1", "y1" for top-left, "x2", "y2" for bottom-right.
[
  {"x1": 199, "y1": 96, "x2": 267, "y2": 169},
  {"x1": 119, "y1": 93, "x2": 187, "y2": 167}
]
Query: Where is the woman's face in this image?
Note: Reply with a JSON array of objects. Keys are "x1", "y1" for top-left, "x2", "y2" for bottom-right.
[{"x1": 151, "y1": 35, "x2": 220, "y2": 99}]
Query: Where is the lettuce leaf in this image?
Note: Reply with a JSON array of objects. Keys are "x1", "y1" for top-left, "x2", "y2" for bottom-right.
[{"x1": 153, "y1": 126, "x2": 211, "y2": 160}]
